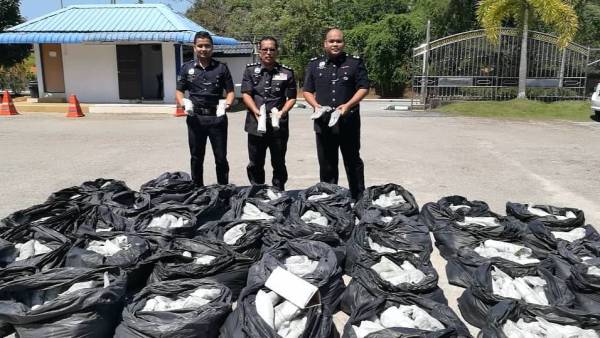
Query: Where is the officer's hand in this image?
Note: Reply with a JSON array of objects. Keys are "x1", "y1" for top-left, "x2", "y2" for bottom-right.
[{"x1": 336, "y1": 104, "x2": 350, "y2": 115}]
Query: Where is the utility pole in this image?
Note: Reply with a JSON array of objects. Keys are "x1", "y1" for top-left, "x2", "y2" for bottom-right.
[
  {"x1": 421, "y1": 20, "x2": 431, "y2": 108},
  {"x1": 60, "y1": 0, "x2": 63, "y2": 8}
]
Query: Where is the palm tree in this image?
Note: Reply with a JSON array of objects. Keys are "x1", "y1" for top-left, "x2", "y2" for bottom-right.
[{"x1": 477, "y1": 0, "x2": 578, "y2": 99}]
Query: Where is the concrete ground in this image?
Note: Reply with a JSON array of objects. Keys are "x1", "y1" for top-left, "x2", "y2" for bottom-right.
[{"x1": 1, "y1": 103, "x2": 600, "y2": 335}]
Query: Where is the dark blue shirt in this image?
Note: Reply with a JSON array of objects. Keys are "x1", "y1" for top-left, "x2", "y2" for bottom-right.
[
  {"x1": 303, "y1": 53, "x2": 369, "y2": 132},
  {"x1": 176, "y1": 59, "x2": 234, "y2": 108},
  {"x1": 241, "y1": 62, "x2": 297, "y2": 136}
]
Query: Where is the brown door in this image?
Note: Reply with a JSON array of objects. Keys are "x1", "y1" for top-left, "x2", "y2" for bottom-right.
[
  {"x1": 116, "y1": 45, "x2": 142, "y2": 100},
  {"x1": 41, "y1": 44, "x2": 65, "y2": 93}
]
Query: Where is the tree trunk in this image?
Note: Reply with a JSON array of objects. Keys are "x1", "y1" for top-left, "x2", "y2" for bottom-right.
[{"x1": 517, "y1": 8, "x2": 529, "y2": 99}]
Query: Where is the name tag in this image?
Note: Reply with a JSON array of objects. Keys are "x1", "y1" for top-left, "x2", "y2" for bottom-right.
[{"x1": 273, "y1": 73, "x2": 288, "y2": 81}]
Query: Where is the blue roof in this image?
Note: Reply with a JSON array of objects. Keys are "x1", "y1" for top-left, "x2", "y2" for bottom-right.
[{"x1": 0, "y1": 4, "x2": 238, "y2": 45}]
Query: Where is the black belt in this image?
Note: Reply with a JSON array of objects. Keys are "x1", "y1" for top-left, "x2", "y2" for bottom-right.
[{"x1": 193, "y1": 107, "x2": 217, "y2": 116}]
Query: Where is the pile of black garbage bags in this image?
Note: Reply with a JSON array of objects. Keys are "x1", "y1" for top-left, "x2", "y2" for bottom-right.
[
  {"x1": 422, "y1": 197, "x2": 600, "y2": 336},
  {"x1": 1, "y1": 172, "x2": 597, "y2": 338}
]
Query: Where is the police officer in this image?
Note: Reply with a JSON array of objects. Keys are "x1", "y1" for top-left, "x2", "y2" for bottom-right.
[
  {"x1": 241, "y1": 36, "x2": 297, "y2": 190},
  {"x1": 303, "y1": 28, "x2": 369, "y2": 200},
  {"x1": 176, "y1": 31, "x2": 235, "y2": 186}
]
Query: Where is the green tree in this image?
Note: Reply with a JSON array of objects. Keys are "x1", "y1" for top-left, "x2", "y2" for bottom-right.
[
  {"x1": 346, "y1": 14, "x2": 421, "y2": 97},
  {"x1": 477, "y1": 0, "x2": 579, "y2": 98},
  {"x1": 0, "y1": 0, "x2": 31, "y2": 69}
]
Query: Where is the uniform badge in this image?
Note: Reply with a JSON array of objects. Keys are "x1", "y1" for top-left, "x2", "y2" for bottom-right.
[
  {"x1": 273, "y1": 73, "x2": 288, "y2": 81},
  {"x1": 254, "y1": 67, "x2": 261, "y2": 74},
  {"x1": 318, "y1": 61, "x2": 326, "y2": 69},
  {"x1": 188, "y1": 68, "x2": 195, "y2": 75}
]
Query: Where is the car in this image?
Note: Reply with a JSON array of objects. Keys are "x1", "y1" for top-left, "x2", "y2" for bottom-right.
[{"x1": 592, "y1": 83, "x2": 600, "y2": 118}]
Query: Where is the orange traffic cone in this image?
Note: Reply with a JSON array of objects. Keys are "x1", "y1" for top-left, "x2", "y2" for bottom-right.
[
  {"x1": 174, "y1": 105, "x2": 187, "y2": 117},
  {"x1": 66, "y1": 95, "x2": 84, "y2": 118},
  {"x1": 0, "y1": 90, "x2": 19, "y2": 116}
]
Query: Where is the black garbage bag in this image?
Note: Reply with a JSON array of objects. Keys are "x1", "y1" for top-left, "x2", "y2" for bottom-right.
[
  {"x1": 481, "y1": 300, "x2": 600, "y2": 338},
  {"x1": 129, "y1": 204, "x2": 200, "y2": 237},
  {"x1": 556, "y1": 239, "x2": 600, "y2": 265},
  {"x1": 262, "y1": 220, "x2": 346, "y2": 266},
  {"x1": 114, "y1": 278, "x2": 232, "y2": 338},
  {"x1": 457, "y1": 262, "x2": 574, "y2": 329},
  {"x1": 220, "y1": 240, "x2": 339, "y2": 338},
  {"x1": 541, "y1": 254, "x2": 600, "y2": 314},
  {"x1": 345, "y1": 214, "x2": 432, "y2": 274},
  {"x1": 98, "y1": 189, "x2": 151, "y2": 218},
  {"x1": 147, "y1": 238, "x2": 253, "y2": 299},
  {"x1": 420, "y1": 195, "x2": 496, "y2": 232},
  {"x1": 340, "y1": 254, "x2": 447, "y2": 315},
  {"x1": 46, "y1": 178, "x2": 133, "y2": 205},
  {"x1": 196, "y1": 219, "x2": 266, "y2": 261},
  {"x1": 247, "y1": 239, "x2": 345, "y2": 310},
  {"x1": 523, "y1": 221, "x2": 600, "y2": 257},
  {"x1": 229, "y1": 185, "x2": 293, "y2": 216},
  {"x1": 0, "y1": 200, "x2": 75, "y2": 235},
  {"x1": 64, "y1": 233, "x2": 153, "y2": 292},
  {"x1": 65, "y1": 232, "x2": 151, "y2": 268},
  {"x1": 506, "y1": 202, "x2": 585, "y2": 230},
  {"x1": 0, "y1": 201, "x2": 84, "y2": 236},
  {"x1": 0, "y1": 225, "x2": 70, "y2": 271},
  {"x1": 0, "y1": 266, "x2": 126, "y2": 338},
  {"x1": 139, "y1": 171, "x2": 198, "y2": 205},
  {"x1": 222, "y1": 194, "x2": 285, "y2": 224},
  {"x1": 181, "y1": 184, "x2": 236, "y2": 223},
  {"x1": 354, "y1": 183, "x2": 419, "y2": 219},
  {"x1": 298, "y1": 182, "x2": 353, "y2": 210},
  {"x1": 342, "y1": 293, "x2": 471, "y2": 338},
  {"x1": 289, "y1": 199, "x2": 354, "y2": 240},
  {"x1": 220, "y1": 289, "x2": 337, "y2": 338},
  {"x1": 71, "y1": 204, "x2": 134, "y2": 235},
  {"x1": 445, "y1": 238, "x2": 542, "y2": 288},
  {"x1": 432, "y1": 215, "x2": 527, "y2": 259}
]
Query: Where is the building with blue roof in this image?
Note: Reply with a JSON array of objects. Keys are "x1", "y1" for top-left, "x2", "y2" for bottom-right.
[{"x1": 0, "y1": 4, "x2": 254, "y2": 103}]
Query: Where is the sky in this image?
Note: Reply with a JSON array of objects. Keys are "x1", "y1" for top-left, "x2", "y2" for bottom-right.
[{"x1": 20, "y1": 0, "x2": 192, "y2": 19}]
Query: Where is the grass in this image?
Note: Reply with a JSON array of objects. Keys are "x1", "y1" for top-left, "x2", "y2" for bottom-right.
[{"x1": 437, "y1": 99, "x2": 595, "y2": 121}]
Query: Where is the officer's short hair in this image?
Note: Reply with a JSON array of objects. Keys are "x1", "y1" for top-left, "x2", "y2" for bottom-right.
[
  {"x1": 324, "y1": 28, "x2": 343, "y2": 40},
  {"x1": 194, "y1": 31, "x2": 213, "y2": 45},
  {"x1": 259, "y1": 36, "x2": 278, "y2": 50}
]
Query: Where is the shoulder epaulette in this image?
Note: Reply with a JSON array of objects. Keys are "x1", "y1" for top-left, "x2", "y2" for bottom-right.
[
  {"x1": 246, "y1": 62, "x2": 260, "y2": 67},
  {"x1": 352, "y1": 55, "x2": 361, "y2": 59},
  {"x1": 281, "y1": 64, "x2": 293, "y2": 70},
  {"x1": 309, "y1": 56, "x2": 319, "y2": 62}
]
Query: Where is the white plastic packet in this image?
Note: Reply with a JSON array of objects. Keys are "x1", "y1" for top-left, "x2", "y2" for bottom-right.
[
  {"x1": 328, "y1": 109, "x2": 341, "y2": 127},
  {"x1": 217, "y1": 99, "x2": 227, "y2": 117},
  {"x1": 183, "y1": 98, "x2": 194, "y2": 114},
  {"x1": 373, "y1": 191, "x2": 406, "y2": 208},
  {"x1": 310, "y1": 106, "x2": 332, "y2": 120},
  {"x1": 15, "y1": 240, "x2": 53, "y2": 261},
  {"x1": 271, "y1": 107, "x2": 280, "y2": 129},
  {"x1": 300, "y1": 210, "x2": 328, "y2": 227},
  {"x1": 258, "y1": 104, "x2": 267, "y2": 133},
  {"x1": 223, "y1": 223, "x2": 247, "y2": 245}
]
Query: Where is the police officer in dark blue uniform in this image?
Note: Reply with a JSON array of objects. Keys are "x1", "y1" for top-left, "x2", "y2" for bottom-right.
[
  {"x1": 241, "y1": 36, "x2": 297, "y2": 190},
  {"x1": 176, "y1": 31, "x2": 235, "y2": 187},
  {"x1": 303, "y1": 28, "x2": 369, "y2": 199}
]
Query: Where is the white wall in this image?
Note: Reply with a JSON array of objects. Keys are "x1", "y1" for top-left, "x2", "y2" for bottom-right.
[
  {"x1": 62, "y1": 44, "x2": 119, "y2": 103},
  {"x1": 162, "y1": 43, "x2": 177, "y2": 103},
  {"x1": 215, "y1": 55, "x2": 254, "y2": 97}
]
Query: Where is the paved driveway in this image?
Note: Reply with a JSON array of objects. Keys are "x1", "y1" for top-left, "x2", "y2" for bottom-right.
[{"x1": 1, "y1": 107, "x2": 599, "y2": 334}]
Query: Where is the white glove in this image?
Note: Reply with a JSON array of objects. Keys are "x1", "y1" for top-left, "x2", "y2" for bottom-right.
[
  {"x1": 328, "y1": 109, "x2": 341, "y2": 127},
  {"x1": 310, "y1": 106, "x2": 332, "y2": 120},
  {"x1": 217, "y1": 99, "x2": 227, "y2": 117},
  {"x1": 271, "y1": 107, "x2": 280, "y2": 129},
  {"x1": 183, "y1": 98, "x2": 194, "y2": 114},
  {"x1": 257, "y1": 104, "x2": 267, "y2": 133}
]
